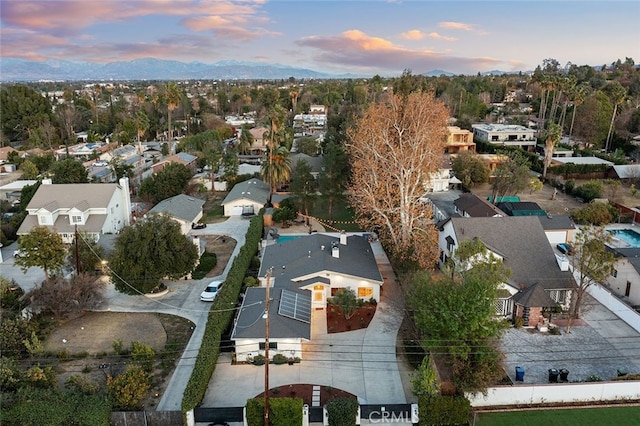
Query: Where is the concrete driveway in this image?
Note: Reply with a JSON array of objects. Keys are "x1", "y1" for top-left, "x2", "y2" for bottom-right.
[
  {"x1": 0, "y1": 241, "x2": 46, "y2": 290},
  {"x1": 501, "y1": 293, "x2": 640, "y2": 384},
  {"x1": 202, "y1": 240, "x2": 407, "y2": 407},
  {"x1": 94, "y1": 216, "x2": 251, "y2": 412}
]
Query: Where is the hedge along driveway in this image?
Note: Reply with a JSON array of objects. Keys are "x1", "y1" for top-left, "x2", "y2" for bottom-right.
[{"x1": 182, "y1": 214, "x2": 263, "y2": 413}]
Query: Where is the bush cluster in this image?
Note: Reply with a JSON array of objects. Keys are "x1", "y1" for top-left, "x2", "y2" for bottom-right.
[
  {"x1": 419, "y1": 395, "x2": 471, "y2": 426},
  {"x1": 246, "y1": 397, "x2": 303, "y2": 426},
  {"x1": 181, "y1": 214, "x2": 263, "y2": 412},
  {"x1": 191, "y1": 251, "x2": 217, "y2": 280}
]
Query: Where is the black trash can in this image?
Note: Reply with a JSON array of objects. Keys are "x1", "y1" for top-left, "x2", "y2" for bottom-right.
[
  {"x1": 559, "y1": 369, "x2": 569, "y2": 382},
  {"x1": 515, "y1": 366, "x2": 525, "y2": 381},
  {"x1": 548, "y1": 368, "x2": 559, "y2": 383}
]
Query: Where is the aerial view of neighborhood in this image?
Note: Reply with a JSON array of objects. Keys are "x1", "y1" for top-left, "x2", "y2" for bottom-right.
[{"x1": 1, "y1": 1, "x2": 639, "y2": 425}]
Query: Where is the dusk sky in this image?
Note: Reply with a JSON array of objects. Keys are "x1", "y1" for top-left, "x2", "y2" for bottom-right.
[{"x1": 1, "y1": 0, "x2": 639, "y2": 76}]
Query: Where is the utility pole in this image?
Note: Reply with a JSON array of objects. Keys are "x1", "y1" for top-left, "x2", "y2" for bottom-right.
[
  {"x1": 264, "y1": 267, "x2": 273, "y2": 426},
  {"x1": 74, "y1": 224, "x2": 80, "y2": 274}
]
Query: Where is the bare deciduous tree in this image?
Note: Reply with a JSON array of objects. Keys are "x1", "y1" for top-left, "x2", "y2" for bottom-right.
[
  {"x1": 347, "y1": 91, "x2": 448, "y2": 268},
  {"x1": 26, "y1": 273, "x2": 105, "y2": 320}
]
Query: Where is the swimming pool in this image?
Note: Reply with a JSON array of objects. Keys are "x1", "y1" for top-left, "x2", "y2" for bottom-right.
[
  {"x1": 609, "y1": 229, "x2": 640, "y2": 248},
  {"x1": 276, "y1": 235, "x2": 305, "y2": 243}
]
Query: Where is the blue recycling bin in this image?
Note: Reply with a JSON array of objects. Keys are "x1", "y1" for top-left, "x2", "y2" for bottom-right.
[
  {"x1": 515, "y1": 366, "x2": 525, "y2": 381},
  {"x1": 548, "y1": 368, "x2": 559, "y2": 383}
]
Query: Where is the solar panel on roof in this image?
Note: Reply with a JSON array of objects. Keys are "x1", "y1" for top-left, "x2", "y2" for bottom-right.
[{"x1": 278, "y1": 289, "x2": 311, "y2": 323}]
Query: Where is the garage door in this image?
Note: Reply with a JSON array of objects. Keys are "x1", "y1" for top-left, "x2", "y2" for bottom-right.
[{"x1": 231, "y1": 206, "x2": 244, "y2": 216}]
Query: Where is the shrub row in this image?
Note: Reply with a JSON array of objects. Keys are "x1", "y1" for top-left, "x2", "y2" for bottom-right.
[
  {"x1": 181, "y1": 214, "x2": 263, "y2": 412},
  {"x1": 418, "y1": 395, "x2": 471, "y2": 426}
]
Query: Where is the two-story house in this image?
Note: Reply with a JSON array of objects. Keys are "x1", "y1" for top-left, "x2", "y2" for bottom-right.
[
  {"x1": 438, "y1": 216, "x2": 574, "y2": 327},
  {"x1": 17, "y1": 178, "x2": 132, "y2": 243},
  {"x1": 472, "y1": 124, "x2": 537, "y2": 151}
]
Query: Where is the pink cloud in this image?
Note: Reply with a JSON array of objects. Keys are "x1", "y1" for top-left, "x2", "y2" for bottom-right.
[
  {"x1": 297, "y1": 30, "x2": 501, "y2": 74},
  {"x1": 438, "y1": 21, "x2": 474, "y2": 31},
  {"x1": 427, "y1": 32, "x2": 457, "y2": 42}
]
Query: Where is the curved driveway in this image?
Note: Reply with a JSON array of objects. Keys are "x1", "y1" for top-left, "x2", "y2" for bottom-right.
[{"x1": 95, "y1": 216, "x2": 251, "y2": 411}]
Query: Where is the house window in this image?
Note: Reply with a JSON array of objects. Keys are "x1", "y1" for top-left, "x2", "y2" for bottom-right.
[
  {"x1": 358, "y1": 287, "x2": 373, "y2": 298},
  {"x1": 259, "y1": 342, "x2": 277, "y2": 350},
  {"x1": 548, "y1": 290, "x2": 567, "y2": 304},
  {"x1": 331, "y1": 288, "x2": 340, "y2": 296},
  {"x1": 612, "y1": 269, "x2": 618, "y2": 278},
  {"x1": 71, "y1": 215, "x2": 82, "y2": 224},
  {"x1": 626, "y1": 281, "x2": 631, "y2": 297}
]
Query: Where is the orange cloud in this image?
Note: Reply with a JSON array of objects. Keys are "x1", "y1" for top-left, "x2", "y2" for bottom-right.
[
  {"x1": 297, "y1": 30, "x2": 501, "y2": 74},
  {"x1": 401, "y1": 30, "x2": 426, "y2": 40}
]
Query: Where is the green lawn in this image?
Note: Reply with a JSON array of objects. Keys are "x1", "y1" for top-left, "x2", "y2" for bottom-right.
[
  {"x1": 308, "y1": 201, "x2": 362, "y2": 232},
  {"x1": 475, "y1": 406, "x2": 640, "y2": 426}
]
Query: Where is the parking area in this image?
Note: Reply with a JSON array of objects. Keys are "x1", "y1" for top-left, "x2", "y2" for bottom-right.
[{"x1": 501, "y1": 293, "x2": 640, "y2": 384}]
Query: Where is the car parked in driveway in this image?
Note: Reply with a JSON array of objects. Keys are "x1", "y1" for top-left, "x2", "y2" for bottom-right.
[
  {"x1": 200, "y1": 280, "x2": 223, "y2": 302},
  {"x1": 191, "y1": 222, "x2": 207, "y2": 229},
  {"x1": 557, "y1": 243, "x2": 574, "y2": 255}
]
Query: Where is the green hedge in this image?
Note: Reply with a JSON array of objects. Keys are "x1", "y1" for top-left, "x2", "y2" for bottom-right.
[
  {"x1": 326, "y1": 398, "x2": 359, "y2": 426},
  {"x1": 419, "y1": 395, "x2": 471, "y2": 426},
  {"x1": 246, "y1": 397, "x2": 303, "y2": 426},
  {"x1": 181, "y1": 214, "x2": 263, "y2": 412}
]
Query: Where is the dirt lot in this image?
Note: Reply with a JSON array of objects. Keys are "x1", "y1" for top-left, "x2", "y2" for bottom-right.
[
  {"x1": 203, "y1": 235, "x2": 237, "y2": 277},
  {"x1": 40, "y1": 233, "x2": 236, "y2": 409}
]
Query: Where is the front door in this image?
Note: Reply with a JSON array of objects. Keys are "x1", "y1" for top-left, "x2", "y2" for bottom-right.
[{"x1": 312, "y1": 284, "x2": 325, "y2": 309}]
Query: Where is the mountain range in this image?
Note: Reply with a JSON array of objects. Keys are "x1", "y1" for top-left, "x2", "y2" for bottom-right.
[{"x1": 0, "y1": 57, "x2": 514, "y2": 82}]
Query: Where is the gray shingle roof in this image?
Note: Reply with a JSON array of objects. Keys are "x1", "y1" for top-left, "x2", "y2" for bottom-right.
[
  {"x1": 222, "y1": 178, "x2": 270, "y2": 206},
  {"x1": 259, "y1": 234, "x2": 383, "y2": 288},
  {"x1": 513, "y1": 283, "x2": 559, "y2": 308},
  {"x1": 147, "y1": 194, "x2": 205, "y2": 223},
  {"x1": 450, "y1": 216, "x2": 573, "y2": 291},
  {"x1": 537, "y1": 214, "x2": 576, "y2": 230},
  {"x1": 453, "y1": 193, "x2": 505, "y2": 217},
  {"x1": 231, "y1": 287, "x2": 311, "y2": 340},
  {"x1": 25, "y1": 182, "x2": 120, "y2": 211}
]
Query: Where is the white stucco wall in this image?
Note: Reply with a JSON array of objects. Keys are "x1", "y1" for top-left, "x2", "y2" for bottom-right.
[{"x1": 234, "y1": 338, "x2": 304, "y2": 362}]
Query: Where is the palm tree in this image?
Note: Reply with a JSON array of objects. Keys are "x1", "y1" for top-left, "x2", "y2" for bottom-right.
[
  {"x1": 261, "y1": 145, "x2": 291, "y2": 205},
  {"x1": 604, "y1": 81, "x2": 627, "y2": 152},
  {"x1": 135, "y1": 110, "x2": 149, "y2": 143},
  {"x1": 237, "y1": 125, "x2": 253, "y2": 155},
  {"x1": 543, "y1": 123, "x2": 562, "y2": 179},
  {"x1": 165, "y1": 82, "x2": 181, "y2": 154},
  {"x1": 567, "y1": 84, "x2": 587, "y2": 145}
]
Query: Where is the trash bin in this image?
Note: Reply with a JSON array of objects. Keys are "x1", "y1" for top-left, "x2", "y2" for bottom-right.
[
  {"x1": 548, "y1": 368, "x2": 559, "y2": 383},
  {"x1": 515, "y1": 366, "x2": 525, "y2": 381},
  {"x1": 559, "y1": 369, "x2": 569, "y2": 382}
]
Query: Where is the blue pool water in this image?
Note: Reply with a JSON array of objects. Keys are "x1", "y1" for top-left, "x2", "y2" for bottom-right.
[
  {"x1": 610, "y1": 229, "x2": 640, "y2": 248},
  {"x1": 276, "y1": 235, "x2": 305, "y2": 243}
]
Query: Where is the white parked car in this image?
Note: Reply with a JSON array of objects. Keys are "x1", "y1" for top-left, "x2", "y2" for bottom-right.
[
  {"x1": 93, "y1": 161, "x2": 108, "y2": 167},
  {"x1": 200, "y1": 280, "x2": 223, "y2": 302}
]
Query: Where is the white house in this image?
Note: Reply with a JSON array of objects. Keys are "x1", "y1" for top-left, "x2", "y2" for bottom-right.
[
  {"x1": 221, "y1": 178, "x2": 270, "y2": 216},
  {"x1": 606, "y1": 247, "x2": 640, "y2": 307},
  {"x1": 17, "y1": 178, "x2": 132, "y2": 243},
  {"x1": 472, "y1": 124, "x2": 537, "y2": 150},
  {"x1": 232, "y1": 233, "x2": 384, "y2": 361},
  {"x1": 145, "y1": 194, "x2": 205, "y2": 235},
  {"x1": 231, "y1": 287, "x2": 311, "y2": 363}
]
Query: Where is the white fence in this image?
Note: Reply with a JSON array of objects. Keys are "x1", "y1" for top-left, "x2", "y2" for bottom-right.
[
  {"x1": 467, "y1": 381, "x2": 640, "y2": 407},
  {"x1": 587, "y1": 283, "x2": 640, "y2": 333}
]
